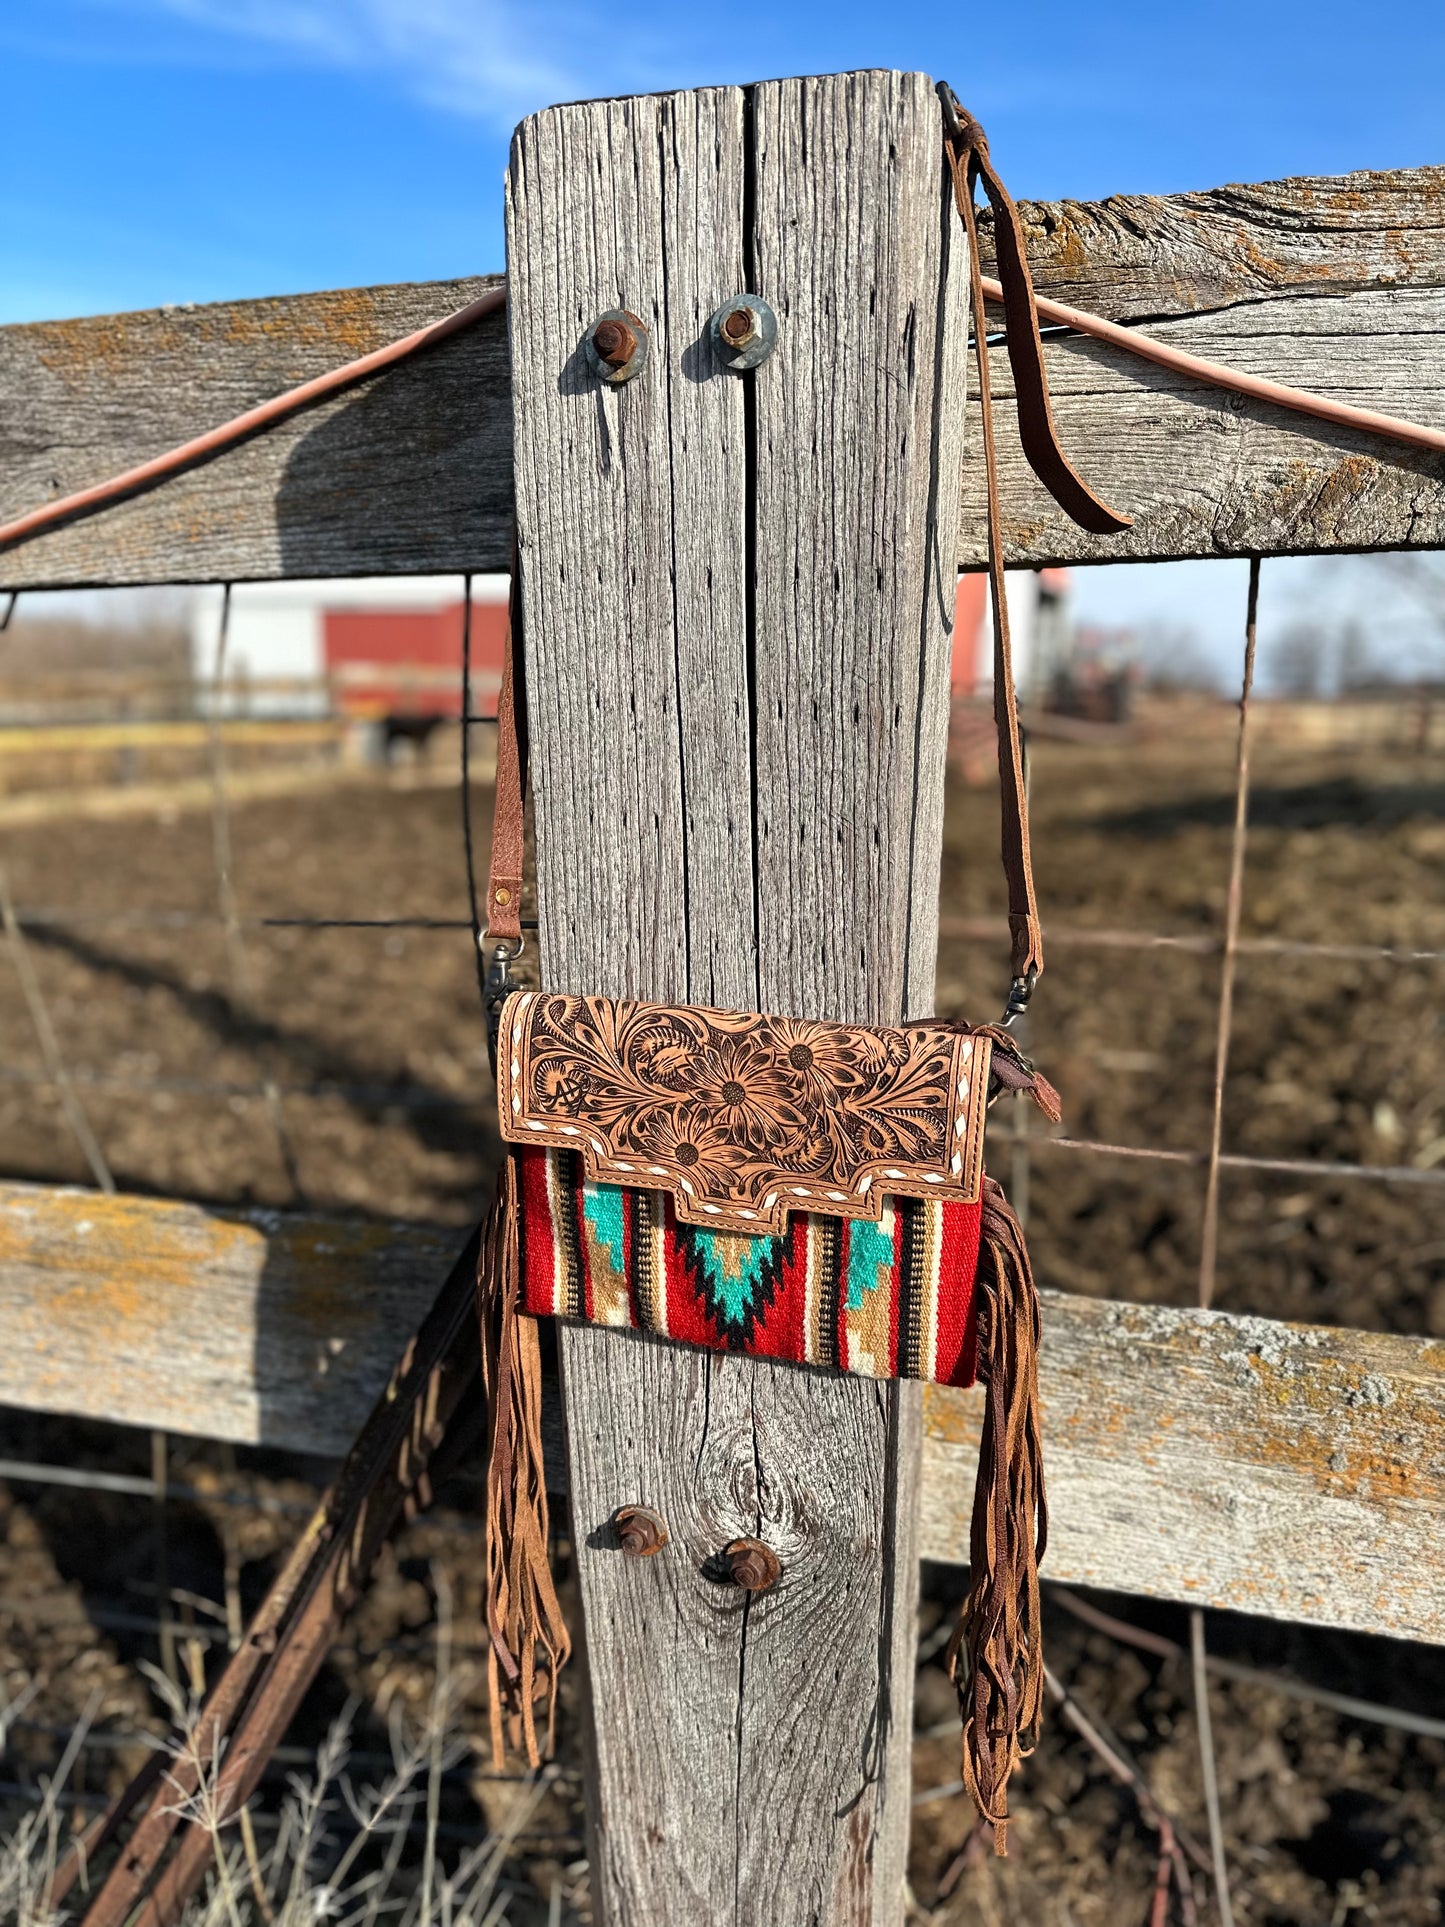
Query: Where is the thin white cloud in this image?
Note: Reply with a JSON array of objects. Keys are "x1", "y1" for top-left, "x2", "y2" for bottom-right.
[{"x1": 108, "y1": 0, "x2": 609, "y2": 128}]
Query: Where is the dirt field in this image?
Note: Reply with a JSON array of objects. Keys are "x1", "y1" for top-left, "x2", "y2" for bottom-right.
[{"x1": 2, "y1": 710, "x2": 1443, "y2": 1923}]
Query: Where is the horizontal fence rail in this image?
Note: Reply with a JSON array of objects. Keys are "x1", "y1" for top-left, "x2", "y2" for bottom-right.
[
  {"x1": 0, "y1": 1180, "x2": 454, "y2": 1455},
  {"x1": 4, "y1": 168, "x2": 1445, "y2": 590},
  {"x1": 2, "y1": 1180, "x2": 1441, "y2": 1646}
]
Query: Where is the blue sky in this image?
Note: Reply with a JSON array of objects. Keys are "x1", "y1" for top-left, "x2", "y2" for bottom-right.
[
  {"x1": 5, "y1": 0, "x2": 1443, "y2": 676},
  {"x1": 4, "y1": 0, "x2": 1444, "y2": 325}
]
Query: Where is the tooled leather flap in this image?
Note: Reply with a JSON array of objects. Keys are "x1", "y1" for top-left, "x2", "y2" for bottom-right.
[{"x1": 496, "y1": 992, "x2": 993, "y2": 1237}]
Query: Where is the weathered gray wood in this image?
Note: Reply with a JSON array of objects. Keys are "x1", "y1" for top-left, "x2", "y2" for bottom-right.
[
  {"x1": 922, "y1": 1292, "x2": 1445, "y2": 1648},
  {"x1": 507, "y1": 70, "x2": 967, "y2": 1927},
  {"x1": 666, "y1": 92, "x2": 755, "y2": 1013},
  {"x1": 6, "y1": 1181, "x2": 1442, "y2": 1646},
  {"x1": 5, "y1": 169, "x2": 1445, "y2": 590},
  {"x1": 507, "y1": 84, "x2": 727, "y2": 1927},
  {"x1": 0, "y1": 1179, "x2": 455, "y2": 1455},
  {"x1": 742, "y1": 71, "x2": 967, "y2": 1921},
  {"x1": 0, "y1": 276, "x2": 512, "y2": 590},
  {"x1": 967, "y1": 284, "x2": 1445, "y2": 567},
  {"x1": 751, "y1": 73, "x2": 969, "y2": 1026},
  {"x1": 988, "y1": 167, "x2": 1445, "y2": 322}
]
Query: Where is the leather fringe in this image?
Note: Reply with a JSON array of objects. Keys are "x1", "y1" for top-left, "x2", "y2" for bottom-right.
[
  {"x1": 477, "y1": 1151, "x2": 571, "y2": 1768},
  {"x1": 946, "y1": 1176, "x2": 1048, "y2": 1856}
]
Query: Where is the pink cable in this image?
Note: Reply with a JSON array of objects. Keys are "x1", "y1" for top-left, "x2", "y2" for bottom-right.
[
  {"x1": 0, "y1": 285, "x2": 507, "y2": 552},
  {"x1": 1, "y1": 269, "x2": 1439, "y2": 560},
  {"x1": 984, "y1": 274, "x2": 1445, "y2": 456}
]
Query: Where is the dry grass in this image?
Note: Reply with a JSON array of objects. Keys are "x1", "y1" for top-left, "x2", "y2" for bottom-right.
[{"x1": 0, "y1": 1588, "x2": 568, "y2": 1927}]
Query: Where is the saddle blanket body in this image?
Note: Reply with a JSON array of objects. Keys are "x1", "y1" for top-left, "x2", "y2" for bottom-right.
[{"x1": 516, "y1": 1142, "x2": 983, "y2": 1386}]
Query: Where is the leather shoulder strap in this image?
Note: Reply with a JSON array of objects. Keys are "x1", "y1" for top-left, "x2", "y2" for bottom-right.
[
  {"x1": 941, "y1": 91, "x2": 1132, "y2": 542},
  {"x1": 484, "y1": 552, "x2": 527, "y2": 948},
  {"x1": 940, "y1": 87, "x2": 1129, "y2": 1008}
]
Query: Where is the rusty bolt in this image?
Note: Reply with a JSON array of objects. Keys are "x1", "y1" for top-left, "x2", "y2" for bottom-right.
[
  {"x1": 708, "y1": 294, "x2": 777, "y2": 370},
  {"x1": 584, "y1": 308, "x2": 649, "y2": 384},
  {"x1": 615, "y1": 1504, "x2": 669, "y2": 1556},
  {"x1": 591, "y1": 316, "x2": 637, "y2": 368},
  {"x1": 720, "y1": 305, "x2": 756, "y2": 349},
  {"x1": 724, "y1": 1537, "x2": 781, "y2": 1593}
]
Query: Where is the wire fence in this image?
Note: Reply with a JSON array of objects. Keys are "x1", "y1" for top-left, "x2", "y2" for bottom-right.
[
  {"x1": 0, "y1": 574, "x2": 552, "y2": 1888},
  {"x1": 2, "y1": 551, "x2": 1439, "y2": 1384},
  {"x1": 2, "y1": 559, "x2": 1442, "y2": 1918}
]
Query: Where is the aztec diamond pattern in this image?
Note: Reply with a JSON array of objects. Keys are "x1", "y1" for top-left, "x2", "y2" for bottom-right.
[
  {"x1": 675, "y1": 1223, "x2": 791, "y2": 1349},
  {"x1": 515, "y1": 1145, "x2": 983, "y2": 1387}
]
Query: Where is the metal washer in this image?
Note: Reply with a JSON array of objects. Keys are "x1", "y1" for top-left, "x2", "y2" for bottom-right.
[
  {"x1": 583, "y1": 308, "x2": 649, "y2": 384},
  {"x1": 708, "y1": 295, "x2": 778, "y2": 371}
]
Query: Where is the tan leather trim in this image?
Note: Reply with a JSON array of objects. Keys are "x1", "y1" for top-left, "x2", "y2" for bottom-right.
[{"x1": 497, "y1": 991, "x2": 993, "y2": 1237}]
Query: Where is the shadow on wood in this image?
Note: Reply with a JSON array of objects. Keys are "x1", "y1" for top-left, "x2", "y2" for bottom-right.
[{"x1": 275, "y1": 305, "x2": 513, "y2": 580}]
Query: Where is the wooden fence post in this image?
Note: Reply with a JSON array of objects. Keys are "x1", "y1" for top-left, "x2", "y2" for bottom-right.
[{"x1": 507, "y1": 69, "x2": 968, "y2": 1924}]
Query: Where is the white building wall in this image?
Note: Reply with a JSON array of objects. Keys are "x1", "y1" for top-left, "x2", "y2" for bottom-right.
[{"x1": 189, "y1": 575, "x2": 510, "y2": 716}]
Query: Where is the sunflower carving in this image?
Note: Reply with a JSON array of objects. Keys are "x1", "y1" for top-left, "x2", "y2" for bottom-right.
[{"x1": 497, "y1": 991, "x2": 992, "y2": 1235}]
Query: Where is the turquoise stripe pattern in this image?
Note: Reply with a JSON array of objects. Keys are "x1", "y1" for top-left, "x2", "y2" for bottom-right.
[
  {"x1": 845, "y1": 1214, "x2": 894, "y2": 1311},
  {"x1": 685, "y1": 1226, "x2": 786, "y2": 1343},
  {"x1": 581, "y1": 1181, "x2": 627, "y2": 1277}
]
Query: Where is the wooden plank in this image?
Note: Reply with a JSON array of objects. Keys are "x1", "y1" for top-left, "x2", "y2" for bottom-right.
[
  {"x1": 4, "y1": 169, "x2": 1445, "y2": 589},
  {"x1": 966, "y1": 283, "x2": 1445, "y2": 567},
  {"x1": 966, "y1": 138, "x2": 1445, "y2": 571},
  {"x1": 664, "y1": 92, "x2": 753, "y2": 1015},
  {"x1": 507, "y1": 83, "x2": 729, "y2": 1927},
  {"x1": 3, "y1": 1181, "x2": 1442, "y2": 1647},
  {"x1": 507, "y1": 69, "x2": 966, "y2": 1927},
  {"x1": 0, "y1": 276, "x2": 512, "y2": 591},
  {"x1": 745, "y1": 68, "x2": 967, "y2": 1921},
  {"x1": 0, "y1": 1180, "x2": 455, "y2": 1456},
  {"x1": 989, "y1": 166, "x2": 1445, "y2": 323},
  {"x1": 921, "y1": 1291, "x2": 1445, "y2": 1647}
]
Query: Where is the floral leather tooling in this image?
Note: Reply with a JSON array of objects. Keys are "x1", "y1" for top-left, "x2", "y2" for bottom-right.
[
  {"x1": 497, "y1": 992, "x2": 997, "y2": 1387},
  {"x1": 497, "y1": 992, "x2": 992, "y2": 1233}
]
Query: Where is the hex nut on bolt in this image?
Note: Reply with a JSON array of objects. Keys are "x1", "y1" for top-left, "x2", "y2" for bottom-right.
[
  {"x1": 720, "y1": 306, "x2": 756, "y2": 349},
  {"x1": 584, "y1": 308, "x2": 649, "y2": 384},
  {"x1": 724, "y1": 1537, "x2": 782, "y2": 1593},
  {"x1": 615, "y1": 1504, "x2": 669, "y2": 1556},
  {"x1": 708, "y1": 294, "x2": 778, "y2": 371},
  {"x1": 592, "y1": 317, "x2": 635, "y2": 365}
]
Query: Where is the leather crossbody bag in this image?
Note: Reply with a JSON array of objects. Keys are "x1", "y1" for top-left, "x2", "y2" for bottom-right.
[{"x1": 474, "y1": 94, "x2": 1128, "y2": 1852}]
